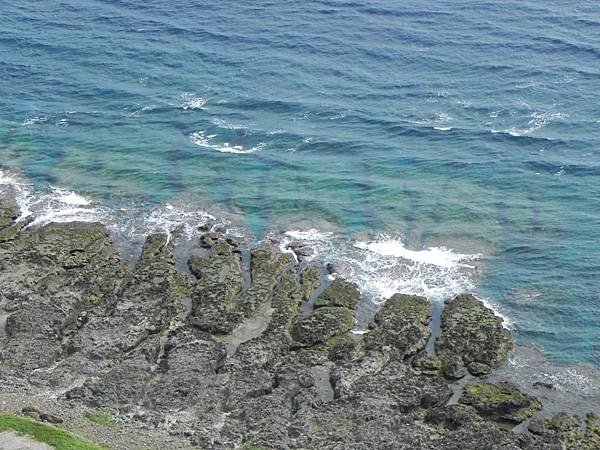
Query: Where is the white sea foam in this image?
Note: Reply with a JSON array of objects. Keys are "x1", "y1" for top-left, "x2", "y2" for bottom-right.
[
  {"x1": 478, "y1": 295, "x2": 513, "y2": 330},
  {"x1": 22, "y1": 116, "x2": 48, "y2": 126},
  {"x1": 190, "y1": 130, "x2": 264, "y2": 154},
  {"x1": 277, "y1": 228, "x2": 334, "y2": 262},
  {"x1": 435, "y1": 112, "x2": 452, "y2": 123},
  {"x1": 274, "y1": 229, "x2": 483, "y2": 305},
  {"x1": 329, "y1": 110, "x2": 350, "y2": 120},
  {"x1": 285, "y1": 229, "x2": 334, "y2": 241},
  {"x1": 0, "y1": 170, "x2": 106, "y2": 227},
  {"x1": 333, "y1": 235, "x2": 482, "y2": 304},
  {"x1": 51, "y1": 187, "x2": 91, "y2": 206},
  {"x1": 434, "y1": 126, "x2": 452, "y2": 131},
  {"x1": 126, "y1": 105, "x2": 153, "y2": 117},
  {"x1": 115, "y1": 202, "x2": 217, "y2": 244},
  {"x1": 355, "y1": 236, "x2": 478, "y2": 269},
  {"x1": 0, "y1": 169, "x2": 237, "y2": 247},
  {"x1": 181, "y1": 93, "x2": 206, "y2": 110},
  {"x1": 211, "y1": 118, "x2": 246, "y2": 130},
  {"x1": 505, "y1": 111, "x2": 569, "y2": 136}
]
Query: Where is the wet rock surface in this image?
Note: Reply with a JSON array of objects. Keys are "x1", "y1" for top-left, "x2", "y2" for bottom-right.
[
  {"x1": 436, "y1": 294, "x2": 512, "y2": 379},
  {"x1": 0, "y1": 194, "x2": 596, "y2": 449}
]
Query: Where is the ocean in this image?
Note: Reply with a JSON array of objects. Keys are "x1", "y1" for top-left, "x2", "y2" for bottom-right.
[{"x1": 0, "y1": 0, "x2": 599, "y2": 366}]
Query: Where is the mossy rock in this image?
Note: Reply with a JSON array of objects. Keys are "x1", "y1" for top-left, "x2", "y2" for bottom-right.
[
  {"x1": 412, "y1": 352, "x2": 443, "y2": 376},
  {"x1": 364, "y1": 294, "x2": 431, "y2": 359},
  {"x1": 467, "y1": 361, "x2": 491, "y2": 376},
  {"x1": 298, "y1": 265, "x2": 321, "y2": 302},
  {"x1": 459, "y1": 382, "x2": 541, "y2": 424},
  {"x1": 314, "y1": 280, "x2": 360, "y2": 310},
  {"x1": 436, "y1": 294, "x2": 512, "y2": 378},
  {"x1": 291, "y1": 307, "x2": 354, "y2": 346}
]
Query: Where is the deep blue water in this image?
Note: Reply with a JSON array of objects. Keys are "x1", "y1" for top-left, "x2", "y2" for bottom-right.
[{"x1": 1, "y1": 0, "x2": 599, "y2": 365}]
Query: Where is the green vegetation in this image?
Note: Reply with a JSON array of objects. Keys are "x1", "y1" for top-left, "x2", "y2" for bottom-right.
[
  {"x1": 85, "y1": 410, "x2": 118, "y2": 428},
  {"x1": 0, "y1": 413, "x2": 106, "y2": 450},
  {"x1": 463, "y1": 383, "x2": 516, "y2": 402}
]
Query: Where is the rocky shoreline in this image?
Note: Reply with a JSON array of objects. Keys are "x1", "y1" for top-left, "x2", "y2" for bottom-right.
[{"x1": 0, "y1": 187, "x2": 598, "y2": 449}]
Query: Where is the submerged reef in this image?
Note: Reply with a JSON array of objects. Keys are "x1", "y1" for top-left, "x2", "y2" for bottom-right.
[{"x1": 0, "y1": 187, "x2": 598, "y2": 450}]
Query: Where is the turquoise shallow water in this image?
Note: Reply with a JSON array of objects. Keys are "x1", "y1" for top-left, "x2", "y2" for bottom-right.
[{"x1": 0, "y1": 0, "x2": 599, "y2": 365}]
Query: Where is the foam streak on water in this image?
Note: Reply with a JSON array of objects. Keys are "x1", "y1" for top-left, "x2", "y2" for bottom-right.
[{"x1": 190, "y1": 130, "x2": 264, "y2": 154}]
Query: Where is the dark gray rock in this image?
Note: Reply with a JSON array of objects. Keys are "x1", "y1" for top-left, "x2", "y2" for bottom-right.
[
  {"x1": 0, "y1": 197, "x2": 585, "y2": 450},
  {"x1": 436, "y1": 294, "x2": 511, "y2": 379},
  {"x1": 314, "y1": 279, "x2": 360, "y2": 310},
  {"x1": 364, "y1": 293, "x2": 431, "y2": 359},
  {"x1": 459, "y1": 382, "x2": 541, "y2": 424},
  {"x1": 467, "y1": 361, "x2": 491, "y2": 376},
  {"x1": 443, "y1": 354, "x2": 466, "y2": 380},
  {"x1": 412, "y1": 352, "x2": 443, "y2": 377},
  {"x1": 291, "y1": 307, "x2": 354, "y2": 346}
]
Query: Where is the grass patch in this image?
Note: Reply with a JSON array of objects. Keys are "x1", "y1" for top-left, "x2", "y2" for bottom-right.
[
  {"x1": 0, "y1": 413, "x2": 106, "y2": 450},
  {"x1": 85, "y1": 410, "x2": 118, "y2": 428}
]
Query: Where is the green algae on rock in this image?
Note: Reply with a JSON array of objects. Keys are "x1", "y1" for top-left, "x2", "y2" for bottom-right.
[
  {"x1": 364, "y1": 293, "x2": 431, "y2": 359},
  {"x1": 0, "y1": 192, "x2": 597, "y2": 450},
  {"x1": 313, "y1": 279, "x2": 360, "y2": 310},
  {"x1": 459, "y1": 382, "x2": 541, "y2": 424},
  {"x1": 436, "y1": 294, "x2": 512, "y2": 379}
]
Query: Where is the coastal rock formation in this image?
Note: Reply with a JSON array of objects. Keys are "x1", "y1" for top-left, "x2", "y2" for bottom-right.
[
  {"x1": 363, "y1": 293, "x2": 431, "y2": 359},
  {"x1": 0, "y1": 190, "x2": 21, "y2": 242},
  {"x1": 435, "y1": 294, "x2": 512, "y2": 379},
  {"x1": 459, "y1": 382, "x2": 541, "y2": 425},
  {"x1": 0, "y1": 193, "x2": 594, "y2": 450},
  {"x1": 529, "y1": 412, "x2": 600, "y2": 449}
]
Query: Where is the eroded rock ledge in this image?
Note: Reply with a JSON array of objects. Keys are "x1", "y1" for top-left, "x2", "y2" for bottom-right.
[{"x1": 0, "y1": 198, "x2": 598, "y2": 449}]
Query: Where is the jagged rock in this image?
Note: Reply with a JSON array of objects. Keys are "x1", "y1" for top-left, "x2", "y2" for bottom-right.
[
  {"x1": 412, "y1": 352, "x2": 443, "y2": 376},
  {"x1": 0, "y1": 222, "x2": 127, "y2": 378},
  {"x1": 443, "y1": 354, "x2": 466, "y2": 380},
  {"x1": 314, "y1": 279, "x2": 360, "y2": 309},
  {"x1": 364, "y1": 293, "x2": 431, "y2": 359},
  {"x1": 0, "y1": 192, "x2": 588, "y2": 450},
  {"x1": 327, "y1": 334, "x2": 358, "y2": 362},
  {"x1": 188, "y1": 242, "x2": 244, "y2": 333},
  {"x1": 529, "y1": 412, "x2": 579, "y2": 436},
  {"x1": 331, "y1": 358, "x2": 451, "y2": 410},
  {"x1": 527, "y1": 412, "x2": 600, "y2": 449},
  {"x1": 459, "y1": 382, "x2": 541, "y2": 424},
  {"x1": 191, "y1": 244, "x2": 291, "y2": 335},
  {"x1": 291, "y1": 307, "x2": 354, "y2": 346},
  {"x1": 467, "y1": 361, "x2": 491, "y2": 376},
  {"x1": 436, "y1": 294, "x2": 511, "y2": 379},
  {"x1": 21, "y1": 406, "x2": 41, "y2": 420},
  {"x1": 533, "y1": 381, "x2": 555, "y2": 390},
  {"x1": 199, "y1": 232, "x2": 218, "y2": 248},
  {"x1": 426, "y1": 404, "x2": 482, "y2": 430},
  {"x1": 286, "y1": 240, "x2": 314, "y2": 260},
  {"x1": 583, "y1": 413, "x2": 600, "y2": 449},
  {"x1": 39, "y1": 412, "x2": 63, "y2": 424},
  {"x1": 0, "y1": 192, "x2": 21, "y2": 242}
]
